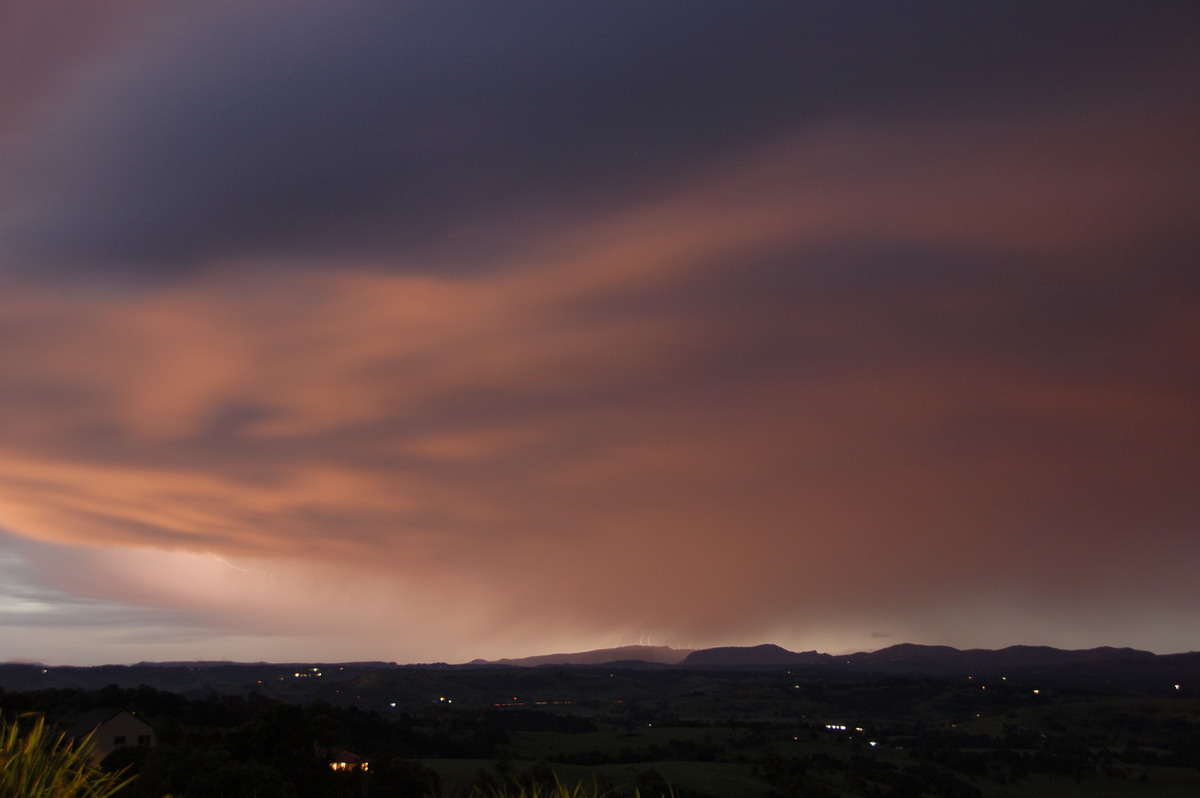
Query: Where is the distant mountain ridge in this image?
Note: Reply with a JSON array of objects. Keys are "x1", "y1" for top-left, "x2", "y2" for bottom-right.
[
  {"x1": 10, "y1": 643, "x2": 1178, "y2": 674},
  {"x1": 682, "y1": 644, "x2": 830, "y2": 667},
  {"x1": 471, "y1": 645, "x2": 691, "y2": 667},
  {"x1": 680, "y1": 642, "x2": 1160, "y2": 672},
  {"x1": 469, "y1": 641, "x2": 1171, "y2": 675},
  {"x1": 853, "y1": 643, "x2": 1157, "y2": 672},
  {"x1": 4, "y1": 643, "x2": 1195, "y2": 699}
]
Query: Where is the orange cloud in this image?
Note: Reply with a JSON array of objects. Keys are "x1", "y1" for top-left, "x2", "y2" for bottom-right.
[{"x1": 1, "y1": 95, "x2": 1197, "y2": 662}]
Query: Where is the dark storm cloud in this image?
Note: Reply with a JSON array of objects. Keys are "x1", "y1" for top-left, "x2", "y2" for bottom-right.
[
  {"x1": 2, "y1": 2, "x2": 1199, "y2": 663},
  {"x1": 6, "y1": 0, "x2": 1192, "y2": 277}
]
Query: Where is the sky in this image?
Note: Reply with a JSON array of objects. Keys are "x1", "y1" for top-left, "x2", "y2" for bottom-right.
[{"x1": 1, "y1": 1, "x2": 1198, "y2": 666}]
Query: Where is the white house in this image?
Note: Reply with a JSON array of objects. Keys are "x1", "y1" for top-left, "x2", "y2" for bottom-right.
[{"x1": 66, "y1": 709, "x2": 156, "y2": 765}]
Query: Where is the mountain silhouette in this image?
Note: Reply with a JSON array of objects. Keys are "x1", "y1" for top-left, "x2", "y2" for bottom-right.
[{"x1": 471, "y1": 645, "x2": 691, "y2": 667}]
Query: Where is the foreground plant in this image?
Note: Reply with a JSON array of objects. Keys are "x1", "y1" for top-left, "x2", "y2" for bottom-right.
[{"x1": 0, "y1": 713, "x2": 133, "y2": 797}]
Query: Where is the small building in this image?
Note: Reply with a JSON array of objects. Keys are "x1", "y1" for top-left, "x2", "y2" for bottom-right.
[
  {"x1": 315, "y1": 744, "x2": 369, "y2": 772},
  {"x1": 66, "y1": 710, "x2": 156, "y2": 765}
]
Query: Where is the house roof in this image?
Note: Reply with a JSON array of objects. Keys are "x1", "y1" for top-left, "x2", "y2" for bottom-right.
[
  {"x1": 315, "y1": 744, "x2": 364, "y2": 763},
  {"x1": 65, "y1": 709, "x2": 152, "y2": 740}
]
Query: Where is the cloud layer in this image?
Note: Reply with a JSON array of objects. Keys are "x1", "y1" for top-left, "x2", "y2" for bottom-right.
[{"x1": 1, "y1": 1, "x2": 1198, "y2": 664}]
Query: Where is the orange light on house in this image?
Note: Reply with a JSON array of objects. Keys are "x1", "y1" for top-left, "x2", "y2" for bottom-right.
[{"x1": 330, "y1": 761, "x2": 368, "y2": 772}]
